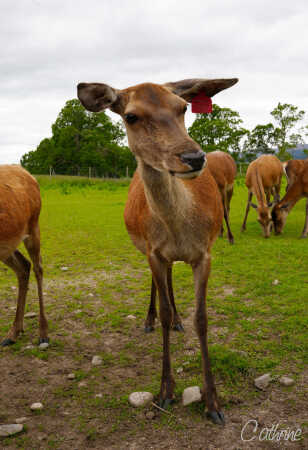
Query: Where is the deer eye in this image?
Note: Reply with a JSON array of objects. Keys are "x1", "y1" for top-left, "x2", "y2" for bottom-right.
[
  {"x1": 183, "y1": 105, "x2": 187, "y2": 114},
  {"x1": 125, "y1": 113, "x2": 138, "y2": 124}
]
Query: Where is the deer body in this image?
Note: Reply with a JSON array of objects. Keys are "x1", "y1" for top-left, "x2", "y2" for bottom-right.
[
  {"x1": 0, "y1": 165, "x2": 48, "y2": 346},
  {"x1": 78, "y1": 77, "x2": 238, "y2": 424},
  {"x1": 272, "y1": 159, "x2": 308, "y2": 237},
  {"x1": 241, "y1": 155, "x2": 283, "y2": 237},
  {"x1": 206, "y1": 151, "x2": 237, "y2": 244}
]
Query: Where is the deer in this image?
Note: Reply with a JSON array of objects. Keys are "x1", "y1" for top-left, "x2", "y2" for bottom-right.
[
  {"x1": 241, "y1": 154, "x2": 283, "y2": 237},
  {"x1": 272, "y1": 159, "x2": 308, "y2": 237},
  {"x1": 206, "y1": 151, "x2": 237, "y2": 244},
  {"x1": 0, "y1": 165, "x2": 48, "y2": 347},
  {"x1": 78, "y1": 77, "x2": 238, "y2": 425}
]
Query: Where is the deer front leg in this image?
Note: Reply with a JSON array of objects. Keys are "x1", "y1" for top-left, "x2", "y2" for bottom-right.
[
  {"x1": 144, "y1": 278, "x2": 157, "y2": 333},
  {"x1": 148, "y1": 253, "x2": 175, "y2": 408},
  {"x1": 241, "y1": 191, "x2": 253, "y2": 232},
  {"x1": 192, "y1": 254, "x2": 224, "y2": 425},
  {"x1": 301, "y1": 199, "x2": 308, "y2": 238}
]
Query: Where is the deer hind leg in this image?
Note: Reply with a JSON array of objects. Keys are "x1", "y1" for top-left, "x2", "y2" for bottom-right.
[
  {"x1": 301, "y1": 199, "x2": 308, "y2": 238},
  {"x1": 192, "y1": 254, "x2": 224, "y2": 425},
  {"x1": 1, "y1": 250, "x2": 31, "y2": 346},
  {"x1": 223, "y1": 188, "x2": 234, "y2": 244},
  {"x1": 241, "y1": 191, "x2": 253, "y2": 232},
  {"x1": 148, "y1": 253, "x2": 175, "y2": 408},
  {"x1": 144, "y1": 278, "x2": 157, "y2": 332},
  {"x1": 24, "y1": 225, "x2": 48, "y2": 344},
  {"x1": 144, "y1": 266, "x2": 184, "y2": 333}
]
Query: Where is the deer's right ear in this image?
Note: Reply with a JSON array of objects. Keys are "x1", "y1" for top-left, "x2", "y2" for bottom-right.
[
  {"x1": 251, "y1": 203, "x2": 258, "y2": 209},
  {"x1": 77, "y1": 83, "x2": 122, "y2": 114}
]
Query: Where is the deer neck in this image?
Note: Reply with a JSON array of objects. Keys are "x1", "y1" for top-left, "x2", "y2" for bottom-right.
[
  {"x1": 281, "y1": 181, "x2": 303, "y2": 212},
  {"x1": 138, "y1": 160, "x2": 193, "y2": 228},
  {"x1": 252, "y1": 168, "x2": 266, "y2": 207}
]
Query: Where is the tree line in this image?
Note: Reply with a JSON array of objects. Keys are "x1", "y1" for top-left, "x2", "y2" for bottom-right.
[{"x1": 21, "y1": 99, "x2": 308, "y2": 177}]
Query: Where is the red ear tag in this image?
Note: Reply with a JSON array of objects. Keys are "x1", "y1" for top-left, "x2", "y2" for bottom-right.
[{"x1": 191, "y1": 92, "x2": 212, "y2": 113}]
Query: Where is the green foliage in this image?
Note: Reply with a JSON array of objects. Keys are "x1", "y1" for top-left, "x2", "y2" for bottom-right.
[
  {"x1": 270, "y1": 103, "x2": 305, "y2": 160},
  {"x1": 243, "y1": 123, "x2": 276, "y2": 161},
  {"x1": 21, "y1": 99, "x2": 136, "y2": 177},
  {"x1": 188, "y1": 104, "x2": 249, "y2": 158}
]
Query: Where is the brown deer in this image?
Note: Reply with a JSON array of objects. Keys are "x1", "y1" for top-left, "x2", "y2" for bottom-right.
[
  {"x1": 241, "y1": 155, "x2": 283, "y2": 237},
  {"x1": 0, "y1": 165, "x2": 48, "y2": 347},
  {"x1": 272, "y1": 159, "x2": 308, "y2": 237},
  {"x1": 207, "y1": 151, "x2": 237, "y2": 244},
  {"x1": 78, "y1": 77, "x2": 238, "y2": 425}
]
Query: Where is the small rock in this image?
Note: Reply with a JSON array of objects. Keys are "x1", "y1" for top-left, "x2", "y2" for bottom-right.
[
  {"x1": 11, "y1": 286, "x2": 17, "y2": 290},
  {"x1": 145, "y1": 411, "x2": 155, "y2": 420},
  {"x1": 126, "y1": 315, "x2": 136, "y2": 320},
  {"x1": 88, "y1": 293, "x2": 94, "y2": 297},
  {"x1": 254, "y1": 373, "x2": 271, "y2": 390},
  {"x1": 24, "y1": 344, "x2": 35, "y2": 350},
  {"x1": 272, "y1": 279, "x2": 279, "y2": 286},
  {"x1": 25, "y1": 312, "x2": 36, "y2": 318},
  {"x1": 67, "y1": 373, "x2": 75, "y2": 380},
  {"x1": 0, "y1": 424, "x2": 23, "y2": 437},
  {"x1": 15, "y1": 417, "x2": 28, "y2": 424},
  {"x1": 95, "y1": 393, "x2": 103, "y2": 398},
  {"x1": 129, "y1": 392, "x2": 154, "y2": 407},
  {"x1": 38, "y1": 342, "x2": 49, "y2": 350},
  {"x1": 279, "y1": 376, "x2": 295, "y2": 387},
  {"x1": 182, "y1": 386, "x2": 202, "y2": 406},
  {"x1": 176, "y1": 367, "x2": 184, "y2": 374},
  {"x1": 60, "y1": 266, "x2": 69, "y2": 271},
  {"x1": 30, "y1": 402, "x2": 43, "y2": 411},
  {"x1": 78, "y1": 381, "x2": 87, "y2": 387},
  {"x1": 75, "y1": 309, "x2": 82, "y2": 314},
  {"x1": 92, "y1": 355, "x2": 102, "y2": 366}
]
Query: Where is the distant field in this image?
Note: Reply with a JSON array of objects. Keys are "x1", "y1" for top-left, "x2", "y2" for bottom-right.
[{"x1": 0, "y1": 174, "x2": 307, "y2": 448}]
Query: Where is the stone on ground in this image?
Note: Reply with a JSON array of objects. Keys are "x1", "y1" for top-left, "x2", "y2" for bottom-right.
[
  {"x1": 129, "y1": 392, "x2": 154, "y2": 407},
  {"x1": 67, "y1": 373, "x2": 75, "y2": 380},
  {"x1": 254, "y1": 373, "x2": 271, "y2": 390},
  {"x1": 279, "y1": 376, "x2": 295, "y2": 386},
  {"x1": 0, "y1": 424, "x2": 23, "y2": 437},
  {"x1": 92, "y1": 355, "x2": 102, "y2": 366},
  {"x1": 182, "y1": 386, "x2": 202, "y2": 406},
  {"x1": 39, "y1": 342, "x2": 49, "y2": 350},
  {"x1": 25, "y1": 312, "x2": 37, "y2": 318},
  {"x1": 30, "y1": 402, "x2": 43, "y2": 411},
  {"x1": 15, "y1": 417, "x2": 28, "y2": 424}
]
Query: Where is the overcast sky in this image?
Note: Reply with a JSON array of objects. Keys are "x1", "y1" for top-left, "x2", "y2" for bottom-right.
[{"x1": 1, "y1": 0, "x2": 308, "y2": 164}]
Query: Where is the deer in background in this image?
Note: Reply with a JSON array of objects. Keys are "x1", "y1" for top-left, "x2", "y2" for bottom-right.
[
  {"x1": 78, "y1": 77, "x2": 238, "y2": 425},
  {"x1": 241, "y1": 155, "x2": 283, "y2": 237},
  {"x1": 207, "y1": 151, "x2": 237, "y2": 244},
  {"x1": 0, "y1": 165, "x2": 48, "y2": 346},
  {"x1": 272, "y1": 159, "x2": 308, "y2": 237}
]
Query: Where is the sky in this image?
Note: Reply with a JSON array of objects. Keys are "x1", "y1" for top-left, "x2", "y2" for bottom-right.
[{"x1": 1, "y1": 0, "x2": 308, "y2": 164}]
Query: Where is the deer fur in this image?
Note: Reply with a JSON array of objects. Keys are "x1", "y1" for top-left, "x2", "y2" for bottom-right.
[
  {"x1": 206, "y1": 151, "x2": 237, "y2": 244},
  {"x1": 78, "y1": 77, "x2": 238, "y2": 425},
  {"x1": 272, "y1": 159, "x2": 308, "y2": 237},
  {"x1": 0, "y1": 165, "x2": 48, "y2": 346},
  {"x1": 241, "y1": 155, "x2": 283, "y2": 237}
]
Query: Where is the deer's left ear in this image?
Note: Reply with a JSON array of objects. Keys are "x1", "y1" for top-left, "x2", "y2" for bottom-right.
[
  {"x1": 77, "y1": 82, "x2": 124, "y2": 114},
  {"x1": 164, "y1": 78, "x2": 238, "y2": 102}
]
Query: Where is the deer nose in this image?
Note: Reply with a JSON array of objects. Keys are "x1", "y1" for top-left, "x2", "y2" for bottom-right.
[{"x1": 180, "y1": 151, "x2": 206, "y2": 171}]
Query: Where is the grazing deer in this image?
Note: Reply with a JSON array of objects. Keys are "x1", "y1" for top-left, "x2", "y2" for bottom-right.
[
  {"x1": 78, "y1": 77, "x2": 238, "y2": 424},
  {"x1": 272, "y1": 159, "x2": 308, "y2": 237},
  {"x1": 207, "y1": 151, "x2": 237, "y2": 244},
  {"x1": 241, "y1": 155, "x2": 283, "y2": 237},
  {"x1": 0, "y1": 165, "x2": 48, "y2": 347}
]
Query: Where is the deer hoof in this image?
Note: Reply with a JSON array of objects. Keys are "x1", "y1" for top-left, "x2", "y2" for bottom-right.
[
  {"x1": 300, "y1": 234, "x2": 307, "y2": 239},
  {"x1": 206, "y1": 410, "x2": 225, "y2": 425},
  {"x1": 39, "y1": 337, "x2": 50, "y2": 345},
  {"x1": 158, "y1": 397, "x2": 174, "y2": 409},
  {"x1": 144, "y1": 325, "x2": 154, "y2": 333},
  {"x1": 173, "y1": 323, "x2": 185, "y2": 332},
  {"x1": 1, "y1": 338, "x2": 16, "y2": 347}
]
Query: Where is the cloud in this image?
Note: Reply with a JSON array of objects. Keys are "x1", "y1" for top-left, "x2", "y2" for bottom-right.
[{"x1": 1, "y1": 0, "x2": 308, "y2": 163}]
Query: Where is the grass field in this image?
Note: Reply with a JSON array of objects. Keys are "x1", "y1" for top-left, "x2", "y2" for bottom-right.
[{"x1": 0, "y1": 174, "x2": 307, "y2": 449}]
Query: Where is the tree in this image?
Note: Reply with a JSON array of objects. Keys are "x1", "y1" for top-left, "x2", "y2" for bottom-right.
[
  {"x1": 270, "y1": 103, "x2": 305, "y2": 160},
  {"x1": 188, "y1": 104, "x2": 248, "y2": 159},
  {"x1": 21, "y1": 99, "x2": 136, "y2": 176},
  {"x1": 243, "y1": 123, "x2": 276, "y2": 162}
]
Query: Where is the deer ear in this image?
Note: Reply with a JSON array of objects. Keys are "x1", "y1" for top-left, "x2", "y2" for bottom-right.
[
  {"x1": 251, "y1": 203, "x2": 258, "y2": 209},
  {"x1": 164, "y1": 78, "x2": 238, "y2": 102},
  {"x1": 77, "y1": 82, "x2": 122, "y2": 114}
]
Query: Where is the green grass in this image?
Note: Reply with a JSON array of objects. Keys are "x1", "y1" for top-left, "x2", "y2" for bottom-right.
[{"x1": 0, "y1": 174, "x2": 307, "y2": 447}]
